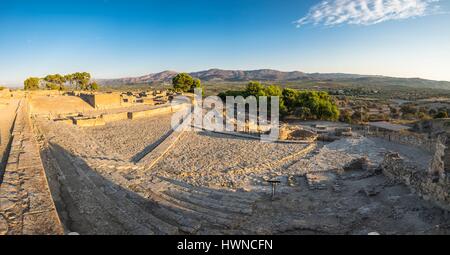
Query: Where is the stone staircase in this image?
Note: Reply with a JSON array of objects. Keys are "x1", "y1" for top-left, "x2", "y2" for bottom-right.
[
  {"x1": 33, "y1": 111, "x2": 263, "y2": 235},
  {"x1": 42, "y1": 141, "x2": 260, "y2": 235}
]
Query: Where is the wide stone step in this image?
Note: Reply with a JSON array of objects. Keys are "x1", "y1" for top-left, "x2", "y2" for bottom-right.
[
  {"x1": 51, "y1": 147, "x2": 155, "y2": 234},
  {"x1": 81, "y1": 169, "x2": 179, "y2": 235},
  {"x1": 47, "y1": 149, "x2": 128, "y2": 234},
  {"x1": 154, "y1": 176, "x2": 261, "y2": 204},
  {"x1": 162, "y1": 186, "x2": 254, "y2": 215},
  {"x1": 154, "y1": 189, "x2": 238, "y2": 228},
  {"x1": 70, "y1": 158, "x2": 181, "y2": 235},
  {"x1": 126, "y1": 191, "x2": 203, "y2": 234},
  {"x1": 91, "y1": 165, "x2": 202, "y2": 234}
]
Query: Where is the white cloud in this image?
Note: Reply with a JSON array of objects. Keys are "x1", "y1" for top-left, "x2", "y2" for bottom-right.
[{"x1": 296, "y1": 0, "x2": 442, "y2": 27}]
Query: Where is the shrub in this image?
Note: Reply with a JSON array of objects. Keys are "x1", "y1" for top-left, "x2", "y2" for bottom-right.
[{"x1": 435, "y1": 111, "x2": 448, "y2": 119}]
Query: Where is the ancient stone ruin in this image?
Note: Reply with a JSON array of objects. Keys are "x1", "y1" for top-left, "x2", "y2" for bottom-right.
[{"x1": 0, "y1": 93, "x2": 449, "y2": 235}]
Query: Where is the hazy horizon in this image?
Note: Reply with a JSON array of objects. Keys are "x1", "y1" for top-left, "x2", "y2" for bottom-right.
[{"x1": 1, "y1": 0, "x2": 449, "y2": 85}]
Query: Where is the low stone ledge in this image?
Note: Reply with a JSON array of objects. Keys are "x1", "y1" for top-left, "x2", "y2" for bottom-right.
[
  {"x1": 74, "y1": 117, "x2": 106, "y2": 127},
  {"x1": 128, "y1": 105, "x2": 173, "y2": 120},
  {"x1": 101, "y1": 112, "x2": 129, "y2": 122}
]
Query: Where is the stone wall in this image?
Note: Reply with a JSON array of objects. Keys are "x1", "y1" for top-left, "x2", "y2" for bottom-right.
[
  {"x1": 0, "y1": 100, "x2": 64, "y2": 235},
  {"x1": 74, "y1": 117, "x2": 106, "y2": 127},
  {"x1": 381, "y1": 153, "x2": 450, "y2": 211},
  {"x1": 80, "y1": 93, "x2": 122, "y2": 109},
  {"x1": 368, "y1": 129, "x2": 436, "y2": 153},
  {"x1": 414, "y1": 119, "x2": 450, "y2": 133},
  {"x1": 101, "y1": 112, "x2": 129, "y2": 122}
]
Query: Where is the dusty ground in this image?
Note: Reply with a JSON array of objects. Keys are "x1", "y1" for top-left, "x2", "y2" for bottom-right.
[
  {"x1": 243, "y1": 174, "x2": 450, "y2": 235},
  {"x1": 31, "y1": 112, "x2": 450, "y2": 235}
]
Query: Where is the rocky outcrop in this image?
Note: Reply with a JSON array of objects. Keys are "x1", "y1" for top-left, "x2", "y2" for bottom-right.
[{"x1": 279, "y1": 125, "x2": 317, "y2": 141}]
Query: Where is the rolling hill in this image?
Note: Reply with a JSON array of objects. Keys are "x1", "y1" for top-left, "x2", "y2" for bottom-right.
[{"x1": 97, "y1": 69, "x2": 450, "y2": 90}]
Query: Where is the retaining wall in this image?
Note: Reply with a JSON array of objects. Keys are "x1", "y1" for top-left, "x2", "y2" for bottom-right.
[{"x1": 360, "y1": 128, "x2": 437, "y2": 153}]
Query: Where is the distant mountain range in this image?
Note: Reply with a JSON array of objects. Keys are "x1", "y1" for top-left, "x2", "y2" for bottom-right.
[{"x1": 97, "y1": 69, "x2": 450, "y2": 90}]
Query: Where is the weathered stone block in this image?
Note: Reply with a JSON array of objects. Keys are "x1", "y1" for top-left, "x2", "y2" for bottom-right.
[
  {"x1": 74, "y1": 117, "x2": 106, "y2": 127},
  {"x1": 101, "y1": 112, "x2": 129, "y2": 122}
]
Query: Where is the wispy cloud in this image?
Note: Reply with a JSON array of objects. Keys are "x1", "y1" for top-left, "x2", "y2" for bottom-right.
[{"x1": 295, "y1": 0, "x2": 442, "y2": 27}]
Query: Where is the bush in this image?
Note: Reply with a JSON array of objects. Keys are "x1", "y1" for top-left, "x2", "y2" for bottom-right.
[
  {"x1": 435, "y1": 111, "x2": 448, "y2": 119},
  {"x1": 24, "y1": 77, "x2": 40, "y2": 90}
]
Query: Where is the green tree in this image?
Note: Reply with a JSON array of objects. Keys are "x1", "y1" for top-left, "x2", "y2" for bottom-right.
[
  {"x1": 265, "y1": 85, "x2": 282, "y2": 97},
  {"x1": 265, "y1": 84, "x2": 287, "y2": 115},
  {"x1": 282, "y1": 88, "x2": 299, "y2": 111},
  {"x1": 72, "y1": 72, "x2": 91, "y2": 90},
  {"x1": 172, "y1": 73, "x2": 194, "y2": 92},
  {"x1": 89, "y1": 81, "x2": 99, "y2": 91},
  {"x1": 293, "y1": 91, "x2": 339, "y2": 120},
  {"x1": 24, "y1": 77, "x2": 41, "y2": 90},
  {"x1": 217, "y1": 85, "x2": 339, "y2": 121},
  {"x1": 293, "y1": 107, "x2": 311, "y2": 120},
  {"x1": 218, "y1": 90, "x2": 246, "y2": 100},
  {"x1": 190, "y1": 78, "x2": 204, "y2": 95},
  {"x1": 64, "y1": 74, "x2": 74, "y2": 89},
  {"x1": 43, "y1": 74, "x2": 66, "y2": 90},
  {"x1": 245, "y1": 81, "x2": 266, "y2": 97}
]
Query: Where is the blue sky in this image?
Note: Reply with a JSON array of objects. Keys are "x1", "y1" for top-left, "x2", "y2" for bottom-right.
[{"x1": 1, "y1": 0, "x2": 449, "y2": 85}]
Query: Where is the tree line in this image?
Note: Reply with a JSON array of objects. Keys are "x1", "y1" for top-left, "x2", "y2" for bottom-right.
[
  {"x1": 24, "y1": 72, "x2": 99, "y2": 91},
  {"x1": 171, "y1": 72, "x2": 339, "y2": 121},
  {"x1": 217, "y1": 81, "x2": 340, "y2": 121}
]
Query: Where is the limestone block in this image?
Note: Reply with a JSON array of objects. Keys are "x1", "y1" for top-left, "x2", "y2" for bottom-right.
[
  {"x1": 128, "y1": 105, "x2": 173, "y2": 120},
  {"x1": 74, "y1": 117, "x2": 106, "y2": 127},
  {"x1": 101, "y1": 112, "x2": 129, "y2": 122}
]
